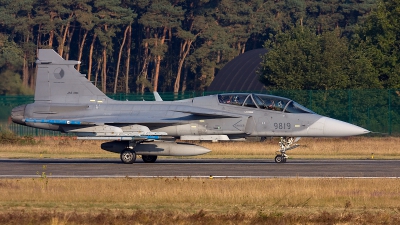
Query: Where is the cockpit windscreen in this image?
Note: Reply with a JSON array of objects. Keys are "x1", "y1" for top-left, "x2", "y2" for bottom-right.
[
  {"x1": 254, "y1": 94, "x2": 289, "y2": 111},
  {"x1": 217, "y1": 93, "x2": 314, "y2": 114},
  {"x1": 284, "y1": 101, "x2": 314, "y2": 113}
]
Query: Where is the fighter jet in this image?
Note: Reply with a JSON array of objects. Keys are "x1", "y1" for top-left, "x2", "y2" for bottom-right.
[{"x1": 11, "y1": 49, "x2": 369, "y2": 163}]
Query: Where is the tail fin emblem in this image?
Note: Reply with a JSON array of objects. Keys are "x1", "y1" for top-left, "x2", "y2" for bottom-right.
[{"x1": 54, "y1": 68, "x2": 65, "y2": 79}]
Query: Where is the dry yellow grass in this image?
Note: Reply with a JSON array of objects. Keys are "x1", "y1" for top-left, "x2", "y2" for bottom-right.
[
  {"x1": 1, "y1": 178, "x2": 400, "y2": 214},
  {"x1": 200, "y1": 136, "x2": 400, "y2": 159},
  {"x1": 0, "y1": 136, "x2": 400, "y2": 159},
  {"x1": 1, "y1": 137, "x2": 400, "y2": 223},
  {"x1": 0, "y1": 137, "x2": 117, "y2": 158}
]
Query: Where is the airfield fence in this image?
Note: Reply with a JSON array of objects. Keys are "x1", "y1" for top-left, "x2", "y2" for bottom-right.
[{"x1": 1, "y1": 89, "x2": 399, "y2": 136}]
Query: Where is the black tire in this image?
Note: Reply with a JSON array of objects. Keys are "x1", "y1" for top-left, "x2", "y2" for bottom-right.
[
  {"x1": 120, "y1": 149, "x2": 136, "y2": 164},
  {"x1": 142, "y1": 155, "x2": 158, "y2": 163},
  {"x1": 274, "y1": 155, "x2": 283, "y2": 163}
]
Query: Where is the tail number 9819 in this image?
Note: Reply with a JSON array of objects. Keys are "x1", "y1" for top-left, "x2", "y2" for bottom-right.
[{"x1": 274, "y1": 123, "x2": 291, "y2": 130}]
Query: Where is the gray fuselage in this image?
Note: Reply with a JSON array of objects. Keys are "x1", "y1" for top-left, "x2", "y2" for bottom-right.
[{"x1": 13, "y1": 93, "x2": 367, "y2": 139}]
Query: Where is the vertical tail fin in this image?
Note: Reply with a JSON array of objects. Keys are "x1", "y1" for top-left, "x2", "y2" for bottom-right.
[{"x1": 35, "y1": 49, "x2": 111, "y2": 104}]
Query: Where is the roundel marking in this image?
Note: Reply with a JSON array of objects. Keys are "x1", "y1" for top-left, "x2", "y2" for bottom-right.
[{"x1": 54, "y1": 67, "x2": 65, "y2": 79}]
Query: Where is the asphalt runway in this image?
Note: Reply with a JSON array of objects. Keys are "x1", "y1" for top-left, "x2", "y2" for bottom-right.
[{"x1": 0, "y1": 158, "x2": 399, "y2": 178}]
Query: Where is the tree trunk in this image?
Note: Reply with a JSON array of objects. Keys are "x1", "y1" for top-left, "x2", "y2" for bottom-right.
[
  {"x1": 77, "y1": 29, "x2": 88, "y2": 72},
  {"x1": 174, "y1": 39, "x2": 192, "y2": 93},
  {"x1": 153, "y1": 55, "x2": 161, "y2": 92},
  {"x1": 140, "y1": 41, "x2": 150, "y2": 94},
  {"x1": 48, "y1": 11, "x2": 56, "y2": 48},
  {"x1": 125, "y1": 25, "x2": 132, "y2": 93},
  {"x1": 22, "y1": 52, "x2": 28, "y2": 87},
  {"x1": 88, "y1": 33, "x2": 97, "y2": 81},
  {"x1": 140, "y1": 78, "x2": 145, "y2": 94},
  {"x1": 153, "y1": 27, "x2": 167, "y2": 92},
  {"x1": 102, "y1": 47, "x2": 107, "y2": 93},
  {"x1": 31, "y1": 63, "x2": 37, "y2": 90},
  {"x1": 57, "y1": 12, "x2": 74, "y2": 57},
  {"x1": 95, "y1": 56, "x2": 102, "y2": 88},
  {"x1": 138, "y1": 27, "x2": 151, "y2": 94},
  {"x1": 37, "y1": 25, "x2": 41, "y2": 48},
  {"x1": 181, "y1": 62, "x2": 188, "y2": 94},
  {"x1": 113, "y1": 25, "x2": 130, "y2": 93},
  {"x1": 241, "y1": 43, "x2": 245, "y2": 54},
  {"x1": 21, "y1": 34, "x2": 30, "y2": 88},
  {"x1": 65, "y1": 23, "x2": 75, "y2": 60},
  {"x1": 49, "y1": 30, "x2": 54, "y2": 47},
  {"x1": 58, "y1": 22, "x2": 69, "y2": 56},
  {"x1": 102, "y1": 24, "x2": 109, "y2": 93}
]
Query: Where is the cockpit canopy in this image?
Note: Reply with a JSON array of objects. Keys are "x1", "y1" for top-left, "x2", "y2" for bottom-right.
[{"x1": 217, "y1": 93, "x2": 314, "y2": 114}]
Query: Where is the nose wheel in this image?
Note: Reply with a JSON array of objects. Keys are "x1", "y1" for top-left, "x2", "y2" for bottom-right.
[{"x1": 274, "y1": 154, "x2": 287, "y2": 163}]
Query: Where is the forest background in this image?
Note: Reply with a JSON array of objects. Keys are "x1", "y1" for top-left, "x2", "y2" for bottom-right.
[{"x1": 0, "y1": 0, "x2": 399, "y2": 96}]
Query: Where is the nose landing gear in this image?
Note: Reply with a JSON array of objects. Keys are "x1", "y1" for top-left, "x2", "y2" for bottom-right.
[{"x1": 274, "y1": 137, "x2": 300, "y2": 163}]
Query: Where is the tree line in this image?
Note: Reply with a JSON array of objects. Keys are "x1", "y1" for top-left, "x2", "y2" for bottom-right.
[
  {"x1": 0, "y1": 0, "x2": 384, "y2": 95},
  {"x1": 259, "y1": 0, "x2": 400, "y2": 91}
]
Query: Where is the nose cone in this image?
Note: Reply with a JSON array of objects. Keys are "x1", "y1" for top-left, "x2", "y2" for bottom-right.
[
  {"x1": 323, "y1": 117, "x2": 369, "y2": 136},
  {"x1": 11, "y1": 104, "x2": 27, "y2": 125}
]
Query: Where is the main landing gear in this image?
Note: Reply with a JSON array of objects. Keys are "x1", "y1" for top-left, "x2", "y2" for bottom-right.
[
  {"x1": 121, "y1": 149, "x2": 136, "y2": 164},
  {"x1": 141, "y1": 155, "x2": 158, "y2": 163},
  {"x1": 120, "y1": 149, "x2": 158, "y2": 164},
  {"x1": 274, "y1": 137, "x2": 300, "y2": 163}
]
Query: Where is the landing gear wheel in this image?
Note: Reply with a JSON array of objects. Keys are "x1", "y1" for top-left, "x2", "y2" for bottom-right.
[
  {"x1": 274, "y1": 155, "x2": 287, "y2": 163},
  {"x1": 275, "y1": 155, "x2": 283, "y2": 163},
  {"x1": 142, "y1": 155, "x2": 157, "y2": 163},
  {"x1": 120, "y1": 149, "x2": 136, "y2": 164}
]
